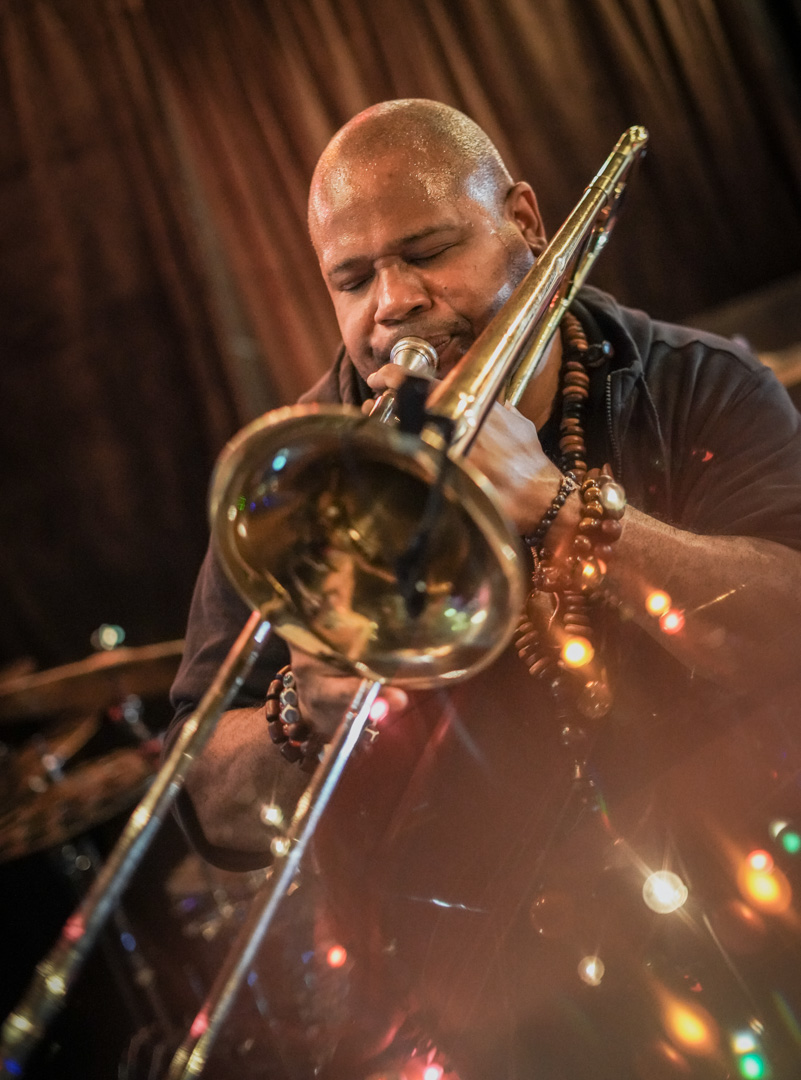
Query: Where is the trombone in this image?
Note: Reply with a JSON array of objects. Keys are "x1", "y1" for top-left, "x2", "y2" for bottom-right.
[{"x1": 0, "y1": 125, "x2": 648, "y2": 1078}]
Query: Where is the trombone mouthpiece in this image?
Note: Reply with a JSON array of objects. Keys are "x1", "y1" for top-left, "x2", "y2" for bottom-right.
[{"x1": 389, "y1": 337, "x2": 439, "y2": 376}]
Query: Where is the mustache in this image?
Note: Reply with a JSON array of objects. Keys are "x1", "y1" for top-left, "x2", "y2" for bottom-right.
[{"x1": 376, "y1": 325, "x2": 470, "y2": 366}]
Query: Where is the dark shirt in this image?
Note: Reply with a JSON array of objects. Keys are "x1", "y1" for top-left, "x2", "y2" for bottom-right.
[{"x1": 169, "y1": 287, "x2": 801, "y2": 1078}]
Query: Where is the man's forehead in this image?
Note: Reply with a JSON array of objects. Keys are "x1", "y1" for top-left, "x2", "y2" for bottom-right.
[{"x1": 311, "y1": 147, "x2": 461, "y2": 225}]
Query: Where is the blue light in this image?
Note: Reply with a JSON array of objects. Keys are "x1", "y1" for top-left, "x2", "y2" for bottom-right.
[
  {"x1": 3, "y1": 1059, "x2": 23, "y2": 1076},
  {"x1": 120, "y1": 932, "x2": 137, "y2": 953},
  {"x1": 247, "y1": 970, "x2": 258, "y2": 987},
  {"x1": 272, "y1": 452, "x2": 288, "y2": 472}
]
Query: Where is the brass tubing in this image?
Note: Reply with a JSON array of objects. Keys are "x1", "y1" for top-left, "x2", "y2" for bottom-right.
[
  {"x1": 425, "y1": 126, "x2": 648, "y2": 448},
  {"x1": 167, "y1": 677, "x2": 382, "y2": 1079}
]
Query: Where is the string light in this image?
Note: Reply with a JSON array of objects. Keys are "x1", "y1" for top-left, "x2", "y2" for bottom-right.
[
  {"x1": 737, "y1": 858, "x2": 792, "y2": 914},
  {"x1": 659, "y1": 608, "x2": 685, "y2": 635},
  {"x1": 326, "y1": 944, "x2": 348, "y2": 968},
  {"x1": 642, "y1": 871, "x2": 689, "y2": 914},
  {"x1": 578, "y1": 955, "x2": 605, "y2": 986},
  {"x1": 561, "y1": 636, "x2": 594, "y2": 668},
  {"x1": 746, "y1": 850, "x2": 773, "y2": 874},
  {"x1": 645, "y1": 590, "x2": 671, "y2": 616}
]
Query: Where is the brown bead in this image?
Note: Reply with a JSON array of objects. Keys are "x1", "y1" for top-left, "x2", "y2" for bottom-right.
[
  {"x1": 579, "y1": 518, "x2": 601, "y2": 534},
  {"x1": 583, "y1": 502, "x2": 604, "y2": 519},
  {"x1": 595, "y1": 544, "x2": 614, "y2": 561},
  {"x1": 600, "y1": 519, "x2": 623, "y2": 540},
  {"x1": 572, "y1": 535, "x2": 593, "y2": 555},
  {"x1": 562, "y1": 385, "x2": 589, "y2": 400},
  {"x1": 265, "y1": 698, "x2": 281, "y2": 719},
  {"x1": 560, "y1": 435, "x2": 585, "y2": 452}
]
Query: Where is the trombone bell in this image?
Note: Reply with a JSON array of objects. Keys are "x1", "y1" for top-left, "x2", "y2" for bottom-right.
[{"x1": 210, "y1": 404, "x2": 524, "y2": 688}]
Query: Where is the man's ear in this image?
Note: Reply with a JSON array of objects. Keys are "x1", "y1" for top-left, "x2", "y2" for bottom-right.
[{"x1": 504, "y1": 182, "x2": 547, "y2": 256}]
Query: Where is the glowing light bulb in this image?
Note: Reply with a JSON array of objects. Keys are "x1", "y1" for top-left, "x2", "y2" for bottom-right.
[
  {"x1": 326, "y1": 944, "x2": 347, "y2": 968},
  {"x1": 732, "y1": 1031, "x2": 758, "y2": 1054},
  {"x1": 659, "y1": 608, "x2": 685, "y2": 634},
  {"x1": 645, "y1": 590, "x2": 671, "y2": 616},
  {"x1": 642, "y1": 871, "x2": 688, "y2": 914},
  {"x1": 747, "y1": 850, "x2": 773, "y2": 873},
  {"x1": 581, "y1": 561, "x2": 601, "y2": 583},
  {"x1": 423, "y1": 1066, "x2": 443, "y2": 1080},
  {"x1": 561, "y1": 636, "x2": 594, "y2": 668},
  {"x1": 737, "y1": 859, "x2": 792, "y2": 913},
  {"x1": 270, "y1": 836, "x2": 291, "y2": 858},
  {"x1": 782, "y1": 830, "x2": 801, "y2": 854},
  {"x1": 739, "y1": 1052, "x2": 767, "y2": 1079},
  {"x1": 578, "y1": 955, "x2": 605, "y2": 986},
  {"x1": 369, "y1": 697, "x2": 390, "y2": 723},
  {"x1": 260, "y1": 803, "x2": 284, "y2": 827}
]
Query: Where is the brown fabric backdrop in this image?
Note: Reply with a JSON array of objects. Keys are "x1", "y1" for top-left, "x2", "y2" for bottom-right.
[
  {"x1": 146, "y1": 0, "x2": 801, "y2": 403},
  {"x1": 0, "y1": 0, "x2": 241, "y2": 665},
  {"x1": 1, "y1": 0, "x2": 800, "y2": 668}
]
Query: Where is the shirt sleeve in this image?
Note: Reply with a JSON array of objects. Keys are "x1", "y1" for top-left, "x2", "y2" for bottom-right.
[{"x1": 657, "y1": 344, "x2": 801, "y2": 550}]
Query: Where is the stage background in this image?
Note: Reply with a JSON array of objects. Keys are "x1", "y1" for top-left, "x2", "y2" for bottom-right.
[{"x1": 1, "y1": 0, "x2": 800, "y2": 669}]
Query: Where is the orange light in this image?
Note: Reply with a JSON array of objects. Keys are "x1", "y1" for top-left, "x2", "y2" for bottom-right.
[
  {"x1": 561, "y1": 636, "x2": 594, "y2": 668},
  {"x1": 645, "y1": 590, "x2": 671, "y2": 616},
  {"x1": 659, "y1": 993, "x2": 719, "y2": 1056},
  {"x1": 737, "y1": 860, "x2": 792, "y2": 914},
  {"x1": 659, "y1": 608, "x2": 685, "y2": 634},
  {"x1": 326, "y1": 944, "x2": 348, "y2": 968}
]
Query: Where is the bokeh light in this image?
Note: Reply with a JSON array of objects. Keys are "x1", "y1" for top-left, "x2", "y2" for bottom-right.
[
  {"x1": 643, "y1": 871, "x2": 689, "y2": 914},
  {"x1": 737, "y1": 858, "x2": 792, "y2": 914},
  {"x1": 659, "y1": 609, "x2": 685, "y2": 635},
  {"x1": 746, "y1": 850, "x2": 774, "y2": 873},
  {"x1": 578, "y1": 955, "x2": 605, "y2": 986},
  {"x1": 326, "y1": 944, "x2": 348, "y2": 968},
  {"x1": 663, "y1": 999, "x2": 719, "y2": 1055},
  {"x1": 561, "y1": 636, "x2": 594, "y2": 668},
  {"x1": 369, "y1": 697, "x2": 390, "y2": 723},
  {"x1": 646, "y1": 590, "x2": 672, "y2": 616},
  {"x1": 739, "y1": 1052, "x2": 768, "y2": 1078}
]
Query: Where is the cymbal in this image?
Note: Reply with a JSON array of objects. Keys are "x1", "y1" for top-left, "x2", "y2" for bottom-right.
[
  {"x1": 0, "y1": 747, "x2": 155, "y2": 863},
  {"x1": 0, "y1": 640, "x2": 184, "y2": 723},
  {"x1": 1, "y1": 715, "x2": 101, "y2": 812}
]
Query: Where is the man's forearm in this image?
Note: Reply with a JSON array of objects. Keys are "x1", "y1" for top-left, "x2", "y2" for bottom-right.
[
  {"x1": 185, "y1": 706, "x2": 309, "y2": 854},
  {"x1": 607, "y1": 506, "x2": 801, "y2": 692}
]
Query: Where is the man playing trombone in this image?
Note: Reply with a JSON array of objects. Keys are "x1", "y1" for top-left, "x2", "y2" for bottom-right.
[{"x1": 170, "y1": 100, "x2": 801, "y2": 1079}]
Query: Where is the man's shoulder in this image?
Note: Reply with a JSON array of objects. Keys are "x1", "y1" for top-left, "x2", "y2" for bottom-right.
[{"x1": 579, "y1": 285, "x2": 763, "y2": 379}]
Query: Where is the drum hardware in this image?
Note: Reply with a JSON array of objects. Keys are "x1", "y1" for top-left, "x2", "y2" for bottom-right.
[{"x1": 0, "y1": 127, "x2": 648, "y2": 1078}]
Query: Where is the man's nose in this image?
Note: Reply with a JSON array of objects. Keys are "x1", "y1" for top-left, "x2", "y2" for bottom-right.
[{"x1": 374, "y1": 264, "x2": 431, "y2": 325}]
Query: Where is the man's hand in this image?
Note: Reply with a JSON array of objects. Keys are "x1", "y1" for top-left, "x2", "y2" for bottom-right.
[
  {"x1": 364, "y1": 364, "x2": 574, "y2": 540},
  {"x1": 290, "y1": 645, "x2": 408, "y2": 738}
]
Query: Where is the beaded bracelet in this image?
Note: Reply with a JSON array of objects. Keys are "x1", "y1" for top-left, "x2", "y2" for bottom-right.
[
  {"x1": 265, "y1": 665, "x2": 327, "y2": 773},
  {"x1": 524, "y1": 471, "x2": 579, "y2": 553},
  {"x1": 532, "y1": 465, "x2": 626, "y2": 596}
]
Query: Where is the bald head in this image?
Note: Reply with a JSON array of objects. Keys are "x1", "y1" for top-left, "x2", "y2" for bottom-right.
[{"x1": 308, "y1": 99, "x2": 514, "y2": 244}]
